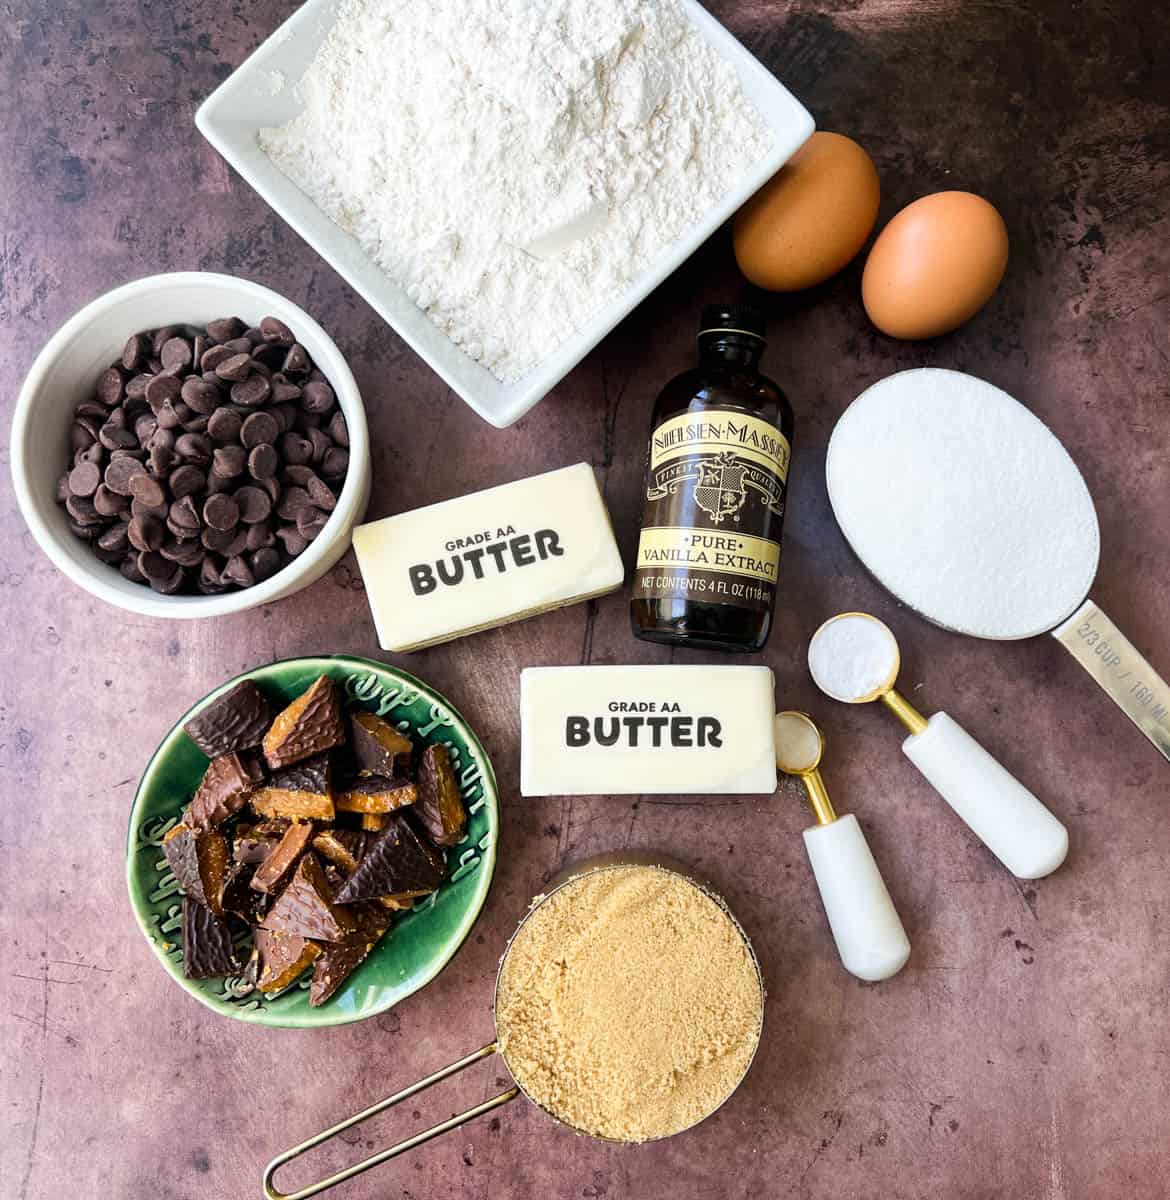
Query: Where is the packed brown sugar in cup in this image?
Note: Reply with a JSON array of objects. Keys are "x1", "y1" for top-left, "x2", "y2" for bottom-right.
[{"x1": 495, "y1": 865, "x2": 763, "y2": 1142}]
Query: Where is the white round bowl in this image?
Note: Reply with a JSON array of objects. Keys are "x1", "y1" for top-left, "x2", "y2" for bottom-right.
[{"x1": 11, "y1": 272, "x2": 371, "y2": 619}]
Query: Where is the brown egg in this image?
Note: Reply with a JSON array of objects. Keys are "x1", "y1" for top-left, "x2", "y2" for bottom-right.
[
  {"x1": 862, "y1": 191, "x2": 1009, "y2": 339},
  {"x1": 733, "y1": 132, "x2": 880, "y2": 292}
]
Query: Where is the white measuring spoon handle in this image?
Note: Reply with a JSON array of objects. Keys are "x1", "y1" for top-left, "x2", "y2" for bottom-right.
[
  {"x1": 901, "y1": 712, "x2": 1068, "y2": 878},
  {"x1": 802, "y1": 813, "x2": 910, "y2": 981},
  {"x1": 1052, "y1": 598, "x2": 1170, "y2": 762}
]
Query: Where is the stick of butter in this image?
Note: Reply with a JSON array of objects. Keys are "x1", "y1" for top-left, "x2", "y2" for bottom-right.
[
  {"x1": 352, "y1": 463, "x2": 624, "y2": 652},
  {"x1": 520, "y1": 665, "x2": 778, "y2": 795}
]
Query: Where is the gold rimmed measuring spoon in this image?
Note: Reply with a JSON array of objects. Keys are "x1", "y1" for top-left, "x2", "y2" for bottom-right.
[
  {"x1": 807, "y1": 612, "x2": 1068, "y2": 880},
  {"x1": 774, "y1": 711, "x2": 909, "y2": 981}
]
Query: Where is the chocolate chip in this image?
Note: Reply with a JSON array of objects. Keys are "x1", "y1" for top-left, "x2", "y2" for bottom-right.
[
  {"x1": 96, "y1": 367, "x2": 126, "y2": 406},
  {"x1": 169, "y1": 464, "x2": 205, "y2": 499},
  {"x1": 260, "y1": 316, "x2": 294, "y2": 345},
  {"x1": 149, "y1": 442, "x2": 174, "y2": 476},
  {"x1": 151, "y1": 326, "x2": 181, "y2": 355},
  {"x1": 128, "y1": 472, "x2": 166, "y2": 509},
  {"x1": 296, "y1": 506, "x2": 329, "y2": 540},
  {"x1": 68, "y1": 461, "x2": 102, "y2": 497},
  {"x1": 270, "y1": 381, "x2": 302, "y2": 404},
  {"x1": 206, "y1": 317, "x2": 245, "y2": 343},
  {"x1": 306, "y1": 475, "x2": 337, "y2": 511},
  {"x1": 161, "y1": 537, "x2": 206, "y2": 567},
  {"x1": 240, "y1": 412, "x2": 279, "y2": 448},
  {"x1": 169, "y1": 495, "x2": 202, "y2": 532},
  {"x1": 201, "y1": 343, "x2": 236, "y2": 372},
  {"x1": 126, "y1": 373, "x2": 151, "y2": 400},
  {"x1": 231, "y1": 374, "x2": 271, "y2": 407},
  {"x1": 100, "y1": 423, "x2": 139, "y2": 451},
  {"x1": 248, "y1": 443, "x2": 279, "y2": 481},
  {"x1": 215, "y1": 353, "x2": 252, "y2": 382},
  {"x1": 279, "y1": 432, "x2": 313, "y2": 465},
  {"x1": 207, "y1": 407, "x2": 243, "y2": 443},
  {"x1": 175, "y1": 433, "x2": 212, "y2": 465},
  {"x1": 104, "y1": 456, "x2": 145, "y2": 496},
  {"x1": 321, "y1": 447, "x2": 349, "y2": 479},
  {"x1": 203, "y1": 493, "x2": 239, "y2": 531},
  {"x1": 145, "y1": 373, "x2": 182, "y2": 412},
  {"x1": 128, "y1": 514, "x2": 165, "y2": 553},
  {"x1": 245, "y1": 520, "x2": 275, "y2": 550},
  {"x1": 222, "y1": 554, "x2": 255, "y2": 588},
  {"x1": 212, "y1": 445, "x2": 247, "y2": 479},
  {"x1": 93, "y1": 484, "x2": 128, "y2": 517},
  {"x1": 122, "y1": 334, "x2": 149, "y2": 371},
  {"x1": 198, "y1": 556, "x2": 224, "y2": 591},
  {"x1": 234, "y1": 486, "x2": 272, "y2": 524},
  {"x1": 160, "y1": 337, "x2": 193, "y2": 374},
  {"x1": 97, "y1": 522, "x2": 130, "y2": 554},
  {"x1": 275, "y1": 486, "x2": 313, "y2": 521},
  {"x1": 276, "y1": 526, "x2": 309, "y2": 557},
  {"x1": 327, "y1": 411, "x2": 349, "y2": 447},
  {"x1": 121, "y1": 555, "x2": 147, "y2": 584},
  {"x1": 181, "y1": 377, "x2": 223, "y2": 416},
  {"x1": 301, "y1": 380, "x2": 335, "y2": 414},
  {"x1": 250, "y1": 547, "x2": 282, "y2": 581},
  {"x1": 308, "y1": 428, "x2": 332, "y2": 463},
  {"x1": 131, "y1": 496, "x2": 168, "y2": 520},
  {"x1": 202, "y1": 525, "x2": 248, "y2": 557}
]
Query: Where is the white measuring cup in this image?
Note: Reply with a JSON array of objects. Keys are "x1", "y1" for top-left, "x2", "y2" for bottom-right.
[
  {"x1": 827, "y1": 368, "x2": 1170, "y2": 763},
  {"x1": 808, "y1": 613, "x2": 1068, "y2": 879},
  {"x1": 774, "y1": 710, "x2": 910, "y2": 980}
]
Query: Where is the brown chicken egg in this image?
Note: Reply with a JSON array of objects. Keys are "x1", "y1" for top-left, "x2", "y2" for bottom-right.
[
  {"x1": 862, "y1": 191, "x2": 1009, "y2": 339},
  {"x1": 733, "y1": 132, "x2": 881, "y2": 292}
]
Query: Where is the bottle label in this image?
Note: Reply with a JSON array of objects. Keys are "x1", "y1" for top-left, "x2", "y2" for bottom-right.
[{"x1": 632, "y1": 410, "x2": 789, "y2": 612}]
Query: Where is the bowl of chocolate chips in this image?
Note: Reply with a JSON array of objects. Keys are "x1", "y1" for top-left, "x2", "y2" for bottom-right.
[{"x1": 11, "y1": 272, "x2": 370, "y2": 617}]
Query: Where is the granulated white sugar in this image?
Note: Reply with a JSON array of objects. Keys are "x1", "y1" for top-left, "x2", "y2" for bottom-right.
[
  {"x1": 260, "y1": 0, "x2": 772, "y2": 383},
  {"x1": 826, "y1": 370, "x2": 1100, "y2": 640},
  {"x1": 808, "y1": 615, "x2": 900, "y2": 702}
]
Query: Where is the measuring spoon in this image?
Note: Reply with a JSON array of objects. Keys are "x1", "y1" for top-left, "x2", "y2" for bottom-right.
[
  {"x1": 808, "y1": 613, "x2": 1069, "y2": 880},
  {"x1": 775, "y1": 711, "x2": 910, "y2": 981}
]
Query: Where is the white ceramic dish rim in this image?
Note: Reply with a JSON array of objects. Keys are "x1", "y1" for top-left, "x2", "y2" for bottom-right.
[
  {"x1": 10, "y1": 271, "x2": 370, "y2": 620},
  {"x1": 195, "y1": 0, "x2": 815, "y2": 428}
]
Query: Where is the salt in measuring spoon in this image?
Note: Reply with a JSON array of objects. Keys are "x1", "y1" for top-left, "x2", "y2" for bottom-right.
[
  {"x1": 774, "y1": 711, "x2": 910, "y2": 981},
  {"x1": 807, "y1": 613, "x2": 1069, "y2": 880}
]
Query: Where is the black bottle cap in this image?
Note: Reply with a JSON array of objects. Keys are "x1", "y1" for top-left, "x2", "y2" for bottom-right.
[{"x1": 698, "y1": 303, "x2": 766, "y2": 342}]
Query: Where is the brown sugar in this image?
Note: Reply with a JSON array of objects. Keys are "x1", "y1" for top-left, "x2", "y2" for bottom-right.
[{"x1": 495, "y1": 864, "x2": 763, "y2": 1142}]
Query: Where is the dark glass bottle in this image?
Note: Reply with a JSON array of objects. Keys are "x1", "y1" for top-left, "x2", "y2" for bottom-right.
[{"x1": 630, "y1": 303, "x2": 793, "y2": 653}]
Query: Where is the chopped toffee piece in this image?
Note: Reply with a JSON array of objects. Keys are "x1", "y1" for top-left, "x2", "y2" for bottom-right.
[
  {"x1": 222, "y1": 861, "x2": 269, "y2": 925},
  {"x1": 163, "y1": 824, "x2": 231, "y2": 915},
  {"x1": 376, "y1": 889, "x2": 432, "y2": 911},
  {"x1": 263, "y1": 675, "x2": 345, "y2": 769},
  {"x1": 182, "y1": 897, "x2": 241, "y2": 979},
  {"x1": 312, "y1": 829, "x2": 368, "y2": 875},
  {"x1": 350, "y1": 711, "x2": 413, "y2": 776},
  {"x1": 255, "y1": 928, "x2": 322, "y2": 995},
  {"x1": 335, "y1": 815, "x2": 447, "y2": 904},
  {"x1": 250, "y1": 753, "x2": 335, "y2": 820},
  {"x1": 336, "y1": 774, "x2": 417, "y2": 815},
  {"x1": 184, "y1": 680, "x2": 272, "y2": 758},
  {"x1": 361, "y1": 813, "x2": 389, "y2": 832},
  {"x1": 251, "y1": 821, "x2": 315, "y2": 894},
  {"x1": 414, "y1": 743, "x2": 468, "y2": 847},
  {"x1": 233, "y1": 821, "x2": 289, "y2": 865},
  {"x1": 261, "y1": 854, "x2": 355, "y2": 942},
  {"x1": 310, "y1": 905, "x2": 392, "y2": 1007},
  {"x1": 189, "y1": 752, "x2": 263, "y2": 828}
]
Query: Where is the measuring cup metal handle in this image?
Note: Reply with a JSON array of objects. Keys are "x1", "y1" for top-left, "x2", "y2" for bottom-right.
[
  {"x1": 1052, "y1": 598, "x2": 1170, "y2": 763},
  {"x1": 262, "y1": 1042, "x2": 521, "y2": 1200}
]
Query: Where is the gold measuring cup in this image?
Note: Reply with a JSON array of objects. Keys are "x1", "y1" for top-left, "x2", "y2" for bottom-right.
[
  {"x1": 263, "y1": 851, "x2": 764, "y2": 1200},
  {"x1": 774, "y1": 711, "x2": 909, "y2": 981},
  {"x1": 808, "y1": 613, "x2": 1068, "y2": 879}
]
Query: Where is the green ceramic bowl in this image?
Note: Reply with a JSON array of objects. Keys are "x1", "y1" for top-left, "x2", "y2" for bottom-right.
[{"x1": 126, "y1": 656, "x2": 499, "y2": 1028}]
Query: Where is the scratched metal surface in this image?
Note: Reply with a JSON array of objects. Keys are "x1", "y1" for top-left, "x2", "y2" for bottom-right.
[{"x1": 2, "y1": 2, "x2": 1169, "y2": 1197}]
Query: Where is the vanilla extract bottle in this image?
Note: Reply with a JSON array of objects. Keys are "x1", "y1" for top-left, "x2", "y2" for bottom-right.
[{"x1": 630, "y1": 303, "x2": 793, "y2": 653}]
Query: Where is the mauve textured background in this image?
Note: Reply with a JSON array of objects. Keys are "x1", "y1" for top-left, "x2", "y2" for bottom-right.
[{"x1": 3, "y1": 1, "x2": 1170, "y2": 1197}]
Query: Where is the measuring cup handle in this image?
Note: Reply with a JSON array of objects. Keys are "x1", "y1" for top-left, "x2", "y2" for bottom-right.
[
  {"x1": 802, "y1": 813, "x2": 911, "y2": 981},
  {"x1": 262, "y1": 1042, "x2": 520, "y2": 1200},
  {"x1": 901, "y1": 712, "x2": 1068, "y2": 879},
  {"x1": 1052, "y1": 598, "x2": 1170, "y2": 762}
]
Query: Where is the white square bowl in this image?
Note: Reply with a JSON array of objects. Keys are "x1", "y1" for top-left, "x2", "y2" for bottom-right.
[{"x1": 196, "y1": 0, "x2": 813, "y2": 428}]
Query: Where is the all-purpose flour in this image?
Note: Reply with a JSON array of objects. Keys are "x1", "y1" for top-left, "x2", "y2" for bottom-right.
[{"x1": 260, "y1": 0, "x2": 772, "y2": 382}]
